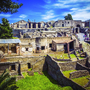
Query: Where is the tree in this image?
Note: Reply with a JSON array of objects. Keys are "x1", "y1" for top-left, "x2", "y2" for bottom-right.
[
  {"x1": 64, "y1": 14, "x2": 73, "y2": 20},
  {"x1": 0, "y1": 69, "x2": 18, "y2": 90},
  {"x1": 0, "y1": 0, "x2": 23, "y2": 14},
  {"x1": 0, "y1": 18, "x2": 13, "y2": 39}
]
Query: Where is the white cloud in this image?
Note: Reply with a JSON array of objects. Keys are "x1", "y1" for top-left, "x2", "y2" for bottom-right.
[
  {"x1": 58, "y1": 0, "x2": 90, "y2": 3},
  {"x1": 64, "y1": 7, "x2": 90, "y2": 21},
  {"x1": 8, "y1": 18, "x2": 22, "y2": 21},
  {"x1": 53, "y1": 0, "x2": 90, "y2": 9},
  {"x1": 52, "y1": 18, "x2": 60, "y2": 21},
  {"x1": 62, "y1": 12, "x2": 73, "y2": 16},
  {"x1": 72, "y1": 11, "x2": 90, "y2": 21},
  {"x1": 19, "y1": 14, "x2": 27, "y2": 18},
  {"x1": 41, "y1": 10, "x2": 58, "y2": 21},
  {"x1": 71, "y1": 7, "x2": 90, "y2": 11},
  {"x1": 0, "y1": 14, "x2": 12, "y2": 17},
  {"x1": 70, "y1": 8, "x2": 78, "y2": 11},
  {"x1": 53, "y1": 3, "x2": 72, "y2": 8}
]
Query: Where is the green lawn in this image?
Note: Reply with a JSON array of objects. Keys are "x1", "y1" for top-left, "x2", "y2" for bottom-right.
[
  {"x1": 72, "y1": 75, "x2": 90, "y2": 86},
  {"x1": 49, "y1": 53, "x2": 69, "y2": 59},
  {"x1": 78, "y1": 56, "x2": 84, "y2": 59},
  {"x1": 62, "y1": 70, "x2": 90, "y2": 89},
  {"x1": 62, "y1": 70, "x2": 76, "y2": 78},
  {"x1": 70, "y1": 54, "x2": 76, "y2": 59},
  {"x1": 70, "y1": 54, "x2": 77, "y2": 61},
  {"x1": 16, "y1": 72, "x2": 73, "y2": 90}
]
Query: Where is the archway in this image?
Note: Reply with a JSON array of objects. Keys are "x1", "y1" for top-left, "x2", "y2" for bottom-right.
[{"x1": 76, "y1": 24, "x2": 80, "y2": 27}]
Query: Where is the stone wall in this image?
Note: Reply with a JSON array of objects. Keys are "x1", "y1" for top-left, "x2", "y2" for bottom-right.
[
  {"x1": 0, "y1": 62, "x2": 19, "y2": 75},
  {"x1": 0, "y1": 56, "x2": 46, "y2": 76},
  {"x1": 0, "y1": 43, "x2": 17, "y2": 54},
  {"x1": 0, "y1": 37, "x2": 72, "y2": 55},
  {"x1": 45, "y1": 55, "x2": 85, "y2": 90},
  {"x1": 5, "y1": 56, "x2": 46, "y2": 73},
  {"x1": 58, "y1": 58, "x2": 87, "y2": 71},
  {"x1": 69, "y1": 70, "x2": 89, "y2": 79},
  {"x1": 20, "y1": 37, "x2": 71, "y2": 53},
  {"x1": 76, "y1": 62, "x2": 90, "y2": 72},
  {"x1": 53, "y1": 58, "x2": 71, "y2": 61}
]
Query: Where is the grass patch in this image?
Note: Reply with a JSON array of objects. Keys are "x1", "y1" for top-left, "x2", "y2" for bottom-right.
[
  {"x1": 16, "y1": 72, "x2": 73, "y2": 90},
  {"x1": 49, "y1": 53, "x2": 69, "y2": 59},
  {"x1": 70, "y1": 54, "x2": 76, "y2": 58},
  {"x1": 22, "y1": 72, "x2": 30, "y2": 78},
  {"x1": 76, "y1": 51, "x2": 80, "y2": 56},
  {"x1": 78, "y1": 57, "x2": 84, "y2": 59},
  {"x1": 70, "y1": 54, "x2": 77, "y2": 61},
  {"x1": 62, "y1": 70, "x2": 76, "y2": 78},
  {"x1": 72, "y1": 75, "x2": 90, "y2": 86},
  {"x1": 28, "y1": 68, "x2": 32, "y2": 71}
]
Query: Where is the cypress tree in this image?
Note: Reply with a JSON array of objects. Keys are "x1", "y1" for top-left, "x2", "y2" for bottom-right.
[{"x1": 0, "y1": 18, "x2": 13, "y2": 39}]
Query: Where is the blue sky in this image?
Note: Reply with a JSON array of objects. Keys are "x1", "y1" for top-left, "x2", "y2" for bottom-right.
[{"x1": 0, "y1": 0, "x2": 90, "y2": 24}]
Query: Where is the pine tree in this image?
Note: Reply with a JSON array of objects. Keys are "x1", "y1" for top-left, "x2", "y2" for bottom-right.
[
  {"x1": 0, "y1": 18, "x2": 13, "y2": 39},
  {"x1": 0, "y1": 0, "x2": 23, "y2": 14},
  {"x1": 0, "y1": 69, "x2": 18, "y2": 90},
  {"x1": 64, "y1": 14, "x2": 73, "y2": 20}
]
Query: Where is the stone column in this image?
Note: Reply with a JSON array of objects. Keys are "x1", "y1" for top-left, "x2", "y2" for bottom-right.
[
  {"x1": 67, "y1": 43, "x2": 69, "y2": 53},
  {"x1": 36, "y1": 23, "x2": 38, "y2": 28},
  {"x1": 45, "y1": 25, "x2": 47, "y2": 28},
  {"x1": 78, "y1": 27, "x2": 80, "y2": 33},
  {"x1": 16, "y1": 44, "x2": 20, "y2": 55},
  {"x1": 74, "y1": 28, "x2": 76, "y2": 33},
  {"x1": 31, "y1": 23, "x2": 33, "y2": 28},
  {"x1": 27, "y1": 23, "x2": 29, "y2": 28},
  {"x1": 41, "y1": 23, "x2": 43, "y2": 28}
]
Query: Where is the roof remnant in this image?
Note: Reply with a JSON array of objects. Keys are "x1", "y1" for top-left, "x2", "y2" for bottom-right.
[
  {"x1": 0, "y1": 39, "x2": 21, "y2": 44},
  {"x1": 53, "y1": 39, "x2": 74, "y2": 44}
]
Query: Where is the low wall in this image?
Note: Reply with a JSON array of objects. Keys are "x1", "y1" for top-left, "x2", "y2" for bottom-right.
[
  {"x1": 0, "y1": 56, "x2": 46, "y2": 75},
  {"x1": 69, "y1": 70, "x2": 89, "y2": 79},
  {"x1": 58, "y1": 58, "x2": 87, "y2": 71},
  {"x1": 19, "y1": 56, "x2": 46, "y2": 72},
  {"x1": 53, "y1": 58, "x2": 71, "y2": 61},
  {"x1": 0, "y1": 62, "x2": 19, "y2": 75},
  {"x1": 45, "y1": 55, "x2": 85, "y2": 90},
  {"x1": 76, "y1": 62, "x2": 90, "y2": 72}
]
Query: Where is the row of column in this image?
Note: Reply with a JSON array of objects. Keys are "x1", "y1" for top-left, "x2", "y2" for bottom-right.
[{"x1": 27, "y1": 23, "x2": 43, "y2": 29}]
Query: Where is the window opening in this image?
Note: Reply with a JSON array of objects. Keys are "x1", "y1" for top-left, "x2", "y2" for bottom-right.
[{"x1": 41, "y1": 46, "x2": 45, "y2": 50}]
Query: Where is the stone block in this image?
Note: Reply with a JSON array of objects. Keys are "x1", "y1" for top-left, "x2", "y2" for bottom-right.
[{"x1": 27, "y1": 71, "x2": 34, "y2": 76}]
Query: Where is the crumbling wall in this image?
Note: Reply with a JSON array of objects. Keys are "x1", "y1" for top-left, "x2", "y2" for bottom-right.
[
  {"x1": 69, "y1": 70, "x2": 89, "y2": 79},
  {"x1": 0, "y1": 62, "x2": 18, "y2": 75},
  {"x1": 20, "y1": 37, "x2": 72, "y2": 53},
  {"x1": 45, "y1": 55, "x2": 85, "y2": 90},
  {"x1": 58, "y1": 58, "x2": 87, "y2": 71},
  {"x1": 0, "y1": 44, "x2": 17, "y2": 53},
  {"x1": 76, "y1": 62, "x2": 90, "y2": 72},
  {"x1": 5, "y1": 56, "x2": 46, "y2": 73}
]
